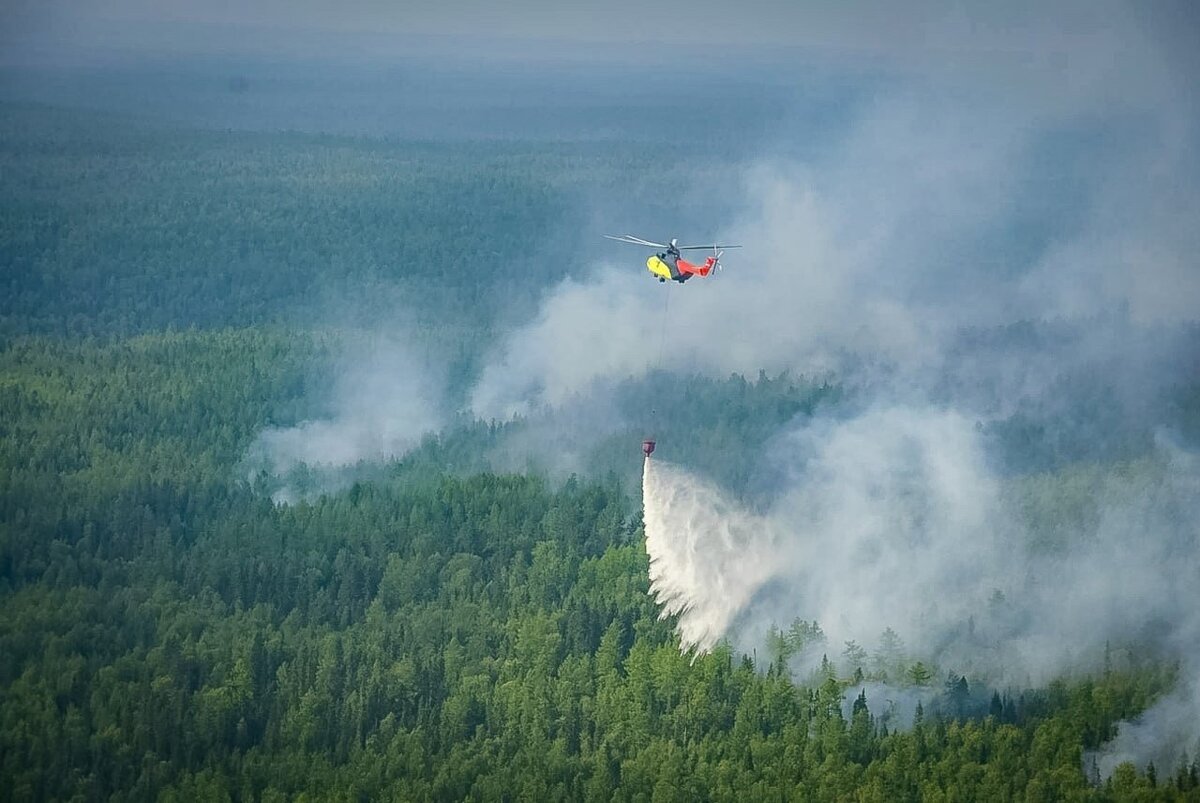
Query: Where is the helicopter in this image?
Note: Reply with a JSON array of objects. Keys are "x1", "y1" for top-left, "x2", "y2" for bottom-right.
[{"x1": 605, "y1": 234, "x2": 741, "y2": 283}]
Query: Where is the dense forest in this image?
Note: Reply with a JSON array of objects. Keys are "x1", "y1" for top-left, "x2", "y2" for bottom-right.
[
  {"x1": 0, "y1": 101, "x2": 738, "y2": 342},
  {"x1": 2, "y1": 97, "x2": 1198, "y2": 801}
]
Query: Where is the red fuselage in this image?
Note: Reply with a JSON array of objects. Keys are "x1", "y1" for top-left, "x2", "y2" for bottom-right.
[{"x1": 674, "y1": 255, "x2": 716, "y2": 277}]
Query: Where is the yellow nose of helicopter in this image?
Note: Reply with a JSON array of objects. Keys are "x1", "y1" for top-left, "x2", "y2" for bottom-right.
[{"x1": 646, "y1": 254, "x2": 673, "y2": 281}]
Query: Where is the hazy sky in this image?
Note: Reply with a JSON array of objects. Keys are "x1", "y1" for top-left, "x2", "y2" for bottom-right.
[
  {"x1": 9, "y1": 0, "x2": 1127, "y2": 41},
  {"x1": 6, "y1": 0, "x2": 1197, "y2": 79}
]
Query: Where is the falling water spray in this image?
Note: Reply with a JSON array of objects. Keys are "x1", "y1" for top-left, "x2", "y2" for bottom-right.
[{"x1": 641, "y1": 455, "x2": 780, "y2": 654}]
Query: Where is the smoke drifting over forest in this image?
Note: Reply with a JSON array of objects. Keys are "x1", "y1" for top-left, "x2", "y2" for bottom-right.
[
  {"x1": 245, "y1": 335, "x2": 446, "y2": 501},
  {"x1": 231, "y1": 0, "x2": 1200, "y2": 774},
  {"x1": 642, "y1": 425, "x2": 1200, "y2": 771},
  {"x1": 483, "y1": 4, "x2": 1199, "y2": 773}
]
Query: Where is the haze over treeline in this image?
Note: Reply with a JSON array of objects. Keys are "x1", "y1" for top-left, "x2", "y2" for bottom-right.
[{"x1": 2, "y1": 1, "x2": 1199, "y2": 799}]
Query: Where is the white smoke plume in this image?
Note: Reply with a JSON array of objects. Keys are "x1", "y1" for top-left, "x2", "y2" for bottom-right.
[
  {"x1": 469, "y1": 154, "x2": 933, "y2": 421},
  {"x1": 466, "y1": 1, "x2": 1198, "y2": 424},
  {"x1": 1087, "y1": 442, "x2": 1200, "y2": 776},
  {"x1": 245, "y1": 333, "x2": 445, "y2": 501},
  {"x1": 1094, "y1": 679, "x2": 1200, "y2": 780},
  {"x1": 472, "y1": 5, "x2": 1200, "y2": 773},
  {"x1": 224, "y1": 0, "x2": 1198, "y2": 771},
  {"x1": 471, "y1": 276, "x2": 663, "y2": 420},
  {"x1": 642, "y1": 406, "x2": 1012, "y2": 663},
  {"x1": 764, "y1": 407, "x2": 1009, "y2": 662},
  {"x1": 642, "y1": 412, "x2": 1200, "y2": 756}
]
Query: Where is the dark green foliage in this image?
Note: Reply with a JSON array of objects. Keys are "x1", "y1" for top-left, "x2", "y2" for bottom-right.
[
  {"x1": 0, "y1": 102, "x2": 732, "y2": 343},
  {"x1": 390, "y1": 369, "x2": 839, "y2": 501},
  {"x1": 1, "y1": 331, "x2": 1192, "y2": 802},
  {"x1": 2, "y1": 101, "x2": 1196, "y2": 801}
]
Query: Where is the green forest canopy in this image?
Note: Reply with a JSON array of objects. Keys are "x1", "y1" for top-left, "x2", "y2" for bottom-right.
[{"x1": 2, "y1": 101, "x2": 1198, "y2": 800}]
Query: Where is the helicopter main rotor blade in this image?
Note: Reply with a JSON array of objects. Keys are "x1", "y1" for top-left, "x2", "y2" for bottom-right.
[
  {"x1": 604, "y1": 234, "x2": 670, "y2": 248},
  {"x1": 677, "y1": 244, "x2": 742, "y2": 251}
]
